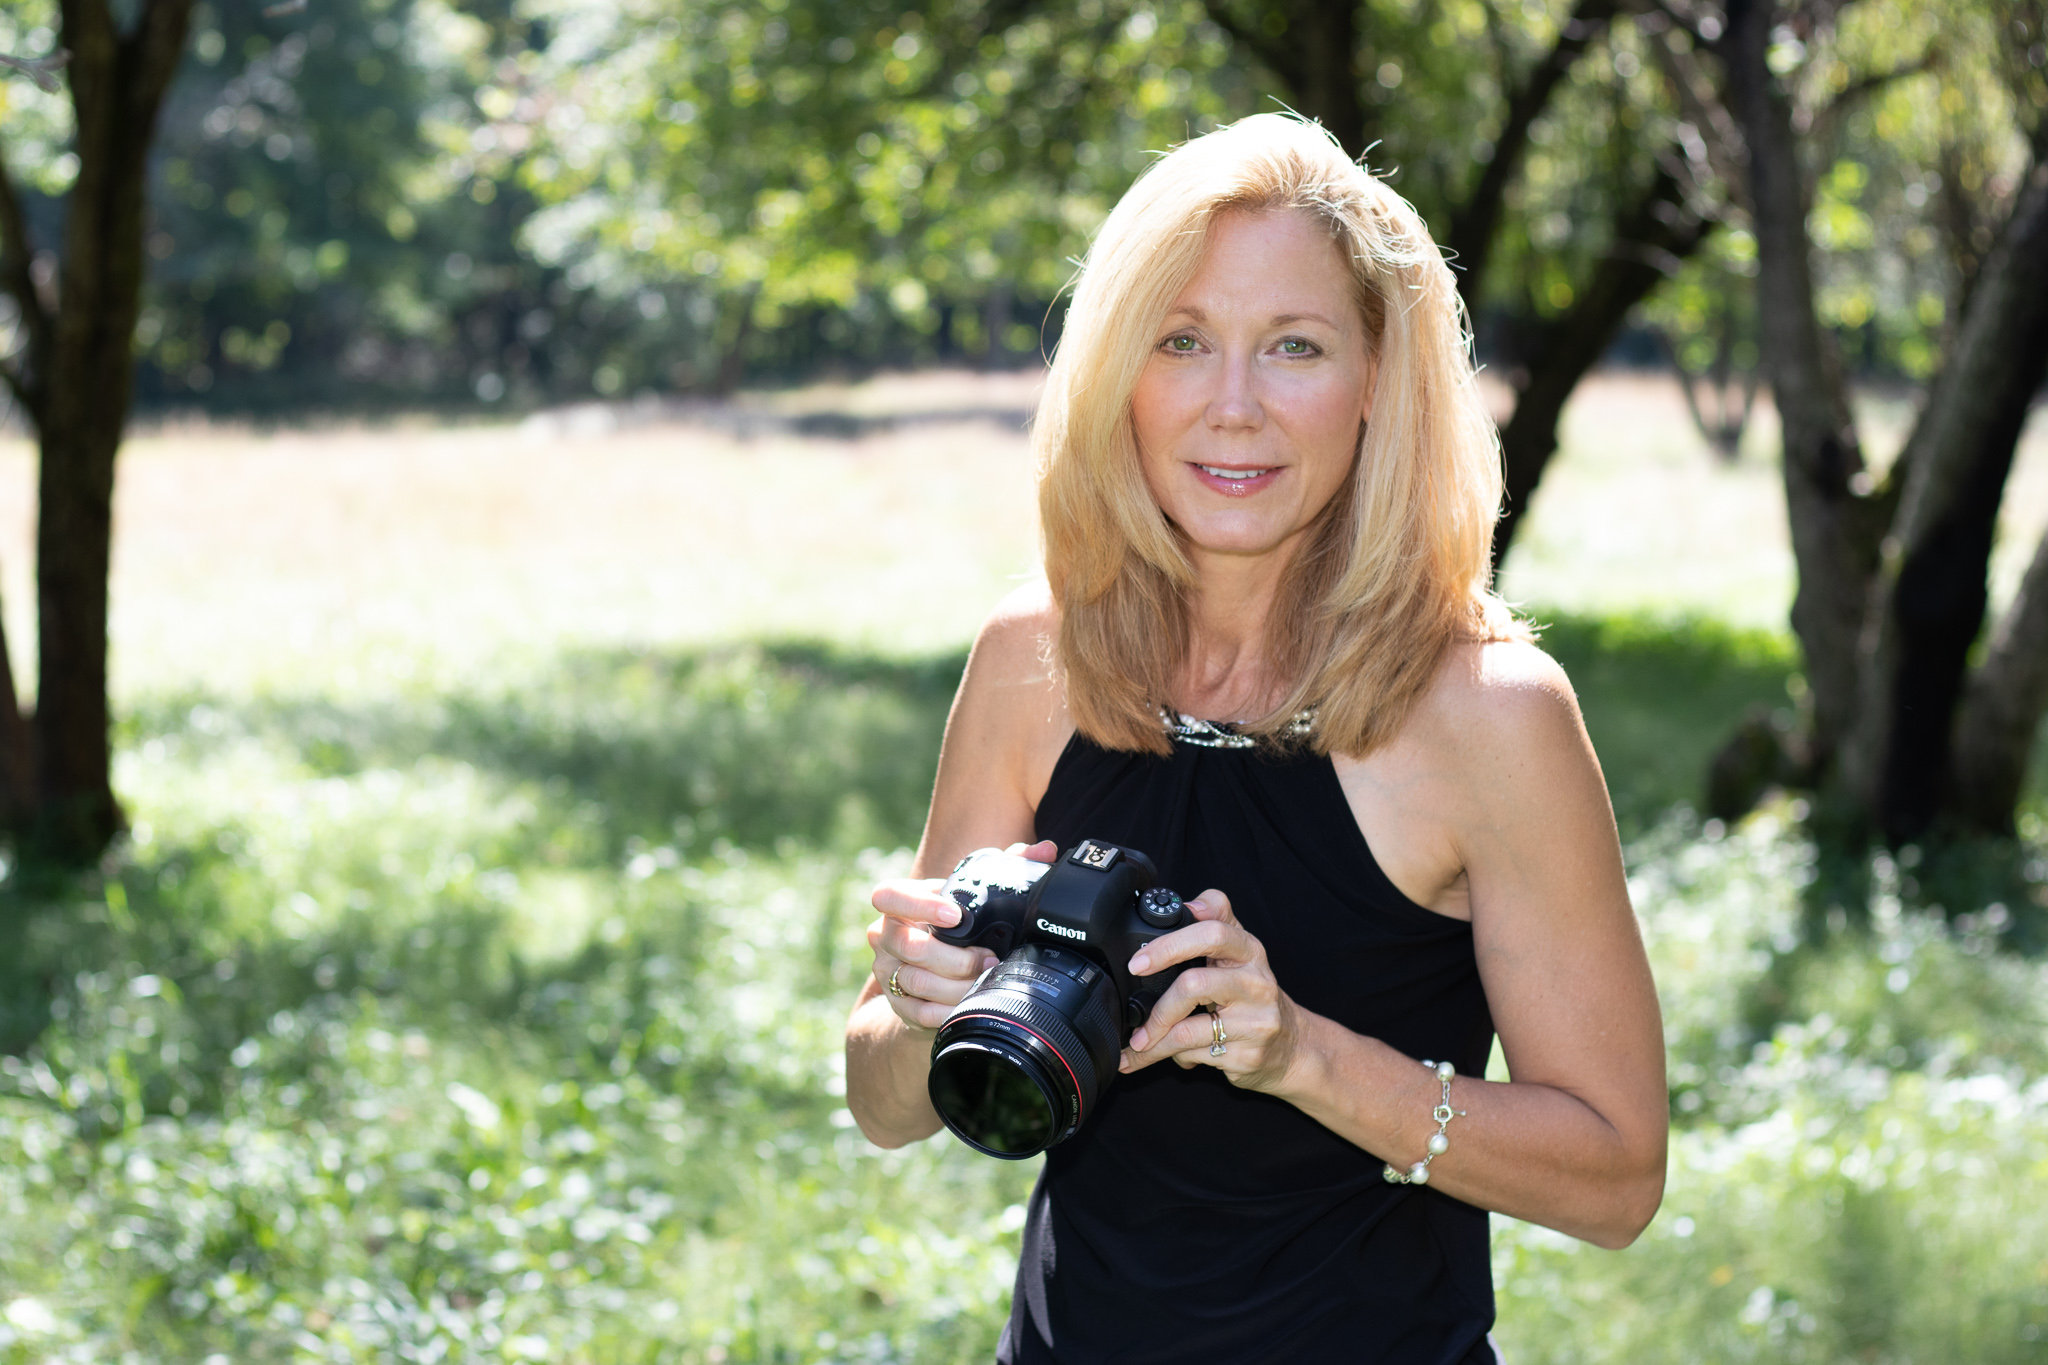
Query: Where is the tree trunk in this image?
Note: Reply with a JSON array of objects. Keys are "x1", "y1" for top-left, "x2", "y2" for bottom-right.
[
  {"x1": 712, "y1": 285, "x2": 760, "y2": 396},
  {"x1": 1843, "y1": 140, "x2": 2048, "y2": 841},
  {"x1": 1950, "y1": 525, "x2": 2048, "y2": 834},
  {"x1": 1709, "y1": 0, "x2": 2048, "y2": 842},
  {"x1": 34, "y1": 423, "x2": 123, "y2": 858},
  {"x1": 0, "y1": 0, "x2": 194, "y2": 860},
  {"x1": 981, "y1": 281, "x2": 1013, "y2": 367},
  {"x1": 1720, "y1": 0, "x2": 1885, "y2": 780},
  {"x1": 1491, "y1": 166, "x2": 1711, "y2": 564},
  {"x1": 1198, "y1": 1, "x2": 1370, "y2": 159},
  {"x1": 0, "y1": 593, "x2": 32, "y2": 828},
  {"x1": 1290, "y1": 1, "x2": 1366, "y2": 159}
]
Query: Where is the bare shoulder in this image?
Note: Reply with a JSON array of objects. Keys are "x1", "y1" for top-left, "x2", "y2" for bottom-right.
[
  {"x1": 1396, "y1": 637, "x2": 1610, "y2": 858},
  {"x1": 967, "y1": 580, "x2": 1061, "y2": 686},
  {"x1": 958, "y1": 581, "x2": 1069, "y2": 742},
  {"x1": 916, "y1": 582, "x2": 1072, "y2": 874},
  {"x1": 1409, "y1": 636, "x2": 1593, "y2": 775}
]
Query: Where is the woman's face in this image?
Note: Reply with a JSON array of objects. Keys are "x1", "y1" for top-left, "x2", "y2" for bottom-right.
[{"x1": 1130, "y1": 208, "x2": 1375, "y2": 570}]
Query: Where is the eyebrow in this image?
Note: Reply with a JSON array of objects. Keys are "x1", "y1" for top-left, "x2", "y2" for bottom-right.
[{"x1": 1163, "y1": 306, "x2": 1342, "y2": 329}]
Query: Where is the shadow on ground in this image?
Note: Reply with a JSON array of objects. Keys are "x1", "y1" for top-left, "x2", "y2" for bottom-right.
[
  {"x1": 4, "y1": 616, "x2": 2032, "y2": 1065},
  {"x1": 118, "y1": 613, "x2": 1812, "y2": 855}
]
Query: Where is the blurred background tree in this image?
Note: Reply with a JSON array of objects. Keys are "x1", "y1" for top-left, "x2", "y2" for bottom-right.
[
  {"x1": 1684, "y1": 0, "x2": 2048, "y2": 844},
  {"x1": 0, "y1": 0, "x2": 193, "y2": 860}
]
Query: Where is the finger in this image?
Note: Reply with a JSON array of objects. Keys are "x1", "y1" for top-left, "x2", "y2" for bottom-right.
[
  {"x1": 1122, "y1": 1009, "x2": 1228, "y2": 1070},
  {"x1": 1000, "y1": 839, "x2": 1059, "y2": 863},
  {"x1": 1119, "y1": 1043, "x2": 1172, "y2": 1074},
  {"x1": 884, "y1": 988, "x2": 956, "y2": 1033},
  {"x1": 878, "y1": 956, "x2": 985, "y2": 1009},
  {"x1": 872, "y1": 877, "x2": 962, "y2": 929},
  {"x1": 1126, "y1": 918, "x2": 1248, "y2": 976},
  {"x1": 872, "y1": 917, "x2": 997, "y2": 981},
  {"x1": 1127, "y1": 967, "x2": 1232, "y2": 1050},
  {"x1": 1184, "y1": 889, "x2": 1234, "y2": 923}
]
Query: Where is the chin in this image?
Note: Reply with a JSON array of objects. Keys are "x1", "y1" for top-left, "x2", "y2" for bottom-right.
[{"x1": 1178, "y1": 525, "x2": 1299, "y2": 559}]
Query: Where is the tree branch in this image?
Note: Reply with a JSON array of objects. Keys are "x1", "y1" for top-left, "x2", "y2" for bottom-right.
[
  {"x1": 123, "y1": 0, "x2": 199, "y2": 114},
  {"x1": 0, "y1": 48, "x2": 69, "y2": 91},
  {"x1": 1491, "y1": 162, "x2": 1714, "y2": 562},
  {"x1": 1886, "y1": 150, "x2": 2048, "y2": 573},
  {"x1": 1197, "y1": 0, "x2": 1304, "y2": 94},
  {"x1": 1649, "y1": 18, "x2": 1750, "y2": 211},
  {"x1": 1635, "y1": 0, "x2": 1717, "y2": 46},
  {"x1": 1446, "y1": 0, "x2": 1621, "y2": 310},
  {"x1": 1808, "y1": 45, "x2": 1940, "y2": 151}
]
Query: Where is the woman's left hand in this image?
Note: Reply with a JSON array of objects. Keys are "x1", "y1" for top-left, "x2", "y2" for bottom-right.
[{"x1": 1119, "y1": 889, "x2": 1302, "y2": 1092}]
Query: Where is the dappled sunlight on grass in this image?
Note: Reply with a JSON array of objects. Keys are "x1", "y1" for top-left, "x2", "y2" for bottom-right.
[{"x1": 0, "y1": 622, "x2": 2042, "y2": 1357}]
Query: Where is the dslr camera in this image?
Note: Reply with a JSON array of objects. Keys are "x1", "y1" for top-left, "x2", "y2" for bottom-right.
[{"x1": 925, "y1": 838, "x2": 1195, "y2": 1159}]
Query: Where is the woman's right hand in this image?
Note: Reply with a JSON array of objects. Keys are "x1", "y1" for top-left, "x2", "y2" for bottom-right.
[{"x1": 867, "y1": 839, "x2": 1056, "y2": 1033}]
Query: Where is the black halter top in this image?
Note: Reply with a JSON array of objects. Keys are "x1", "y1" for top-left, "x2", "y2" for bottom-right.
[{"x1": 997, "y1": 720, "x2": 1499, "y2": 1364}]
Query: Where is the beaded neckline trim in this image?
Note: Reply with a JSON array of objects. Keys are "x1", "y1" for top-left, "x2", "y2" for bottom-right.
[{"x1": 1159, "y1": 705, "x2": 1318, "y2": 749}]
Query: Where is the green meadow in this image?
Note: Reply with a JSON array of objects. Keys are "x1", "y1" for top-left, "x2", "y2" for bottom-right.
[{"x1": 1, "y1": 372, "x2": 2045, "y2": 1361}]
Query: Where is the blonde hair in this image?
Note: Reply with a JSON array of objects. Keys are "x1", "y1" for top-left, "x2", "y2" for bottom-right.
[{"x1": 1037, "y1": 112, "x2": 1523, "y2": 757}]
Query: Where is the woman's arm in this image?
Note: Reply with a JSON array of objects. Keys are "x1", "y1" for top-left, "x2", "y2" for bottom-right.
[
  {"x1": 1120, "y1": 641, "x2": 1667, "y2": 1247},
  {"x1": 844, "y1": 587, "x2": 1071, "y2": 1148}
]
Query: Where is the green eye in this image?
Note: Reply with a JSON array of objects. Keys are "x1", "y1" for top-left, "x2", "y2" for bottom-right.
[
  {"x1": 1279, "y1": 338, "x2": 1313, "y2": 355},
  {"x1": 1164, "y1": 335, "x2": 1197, "y2": 352}
]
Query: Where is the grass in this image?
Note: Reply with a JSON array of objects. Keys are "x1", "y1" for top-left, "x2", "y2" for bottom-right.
[{"x1": 1, "y1": 369, "x2": 2046, "y2": 1360}]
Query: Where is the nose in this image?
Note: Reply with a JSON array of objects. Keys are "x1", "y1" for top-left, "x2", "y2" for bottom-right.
[{"x1": 1205, "y1": 351, "x2": 1263, "y2": 432}]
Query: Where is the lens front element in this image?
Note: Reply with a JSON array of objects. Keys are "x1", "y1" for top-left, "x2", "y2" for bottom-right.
[
  {"x1": 927, "y1": 945, "x2": 1122, "y2": 1159},
  {"x1": 927, "y1": 1040, "x2": 1059, "y2": 1157}
]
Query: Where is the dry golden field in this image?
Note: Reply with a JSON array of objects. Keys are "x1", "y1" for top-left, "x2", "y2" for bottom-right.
[{"x1": 0, "y1": 367, "x2": 2042, "y2": 702}]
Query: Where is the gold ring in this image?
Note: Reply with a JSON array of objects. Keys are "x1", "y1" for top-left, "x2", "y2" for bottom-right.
[
  {"x1": 1209, "y1": 1007, "x2": 1228, "y2": 1057},
  {"x1": 888, "y1": 967, "x2": 906, "y2": 997}
]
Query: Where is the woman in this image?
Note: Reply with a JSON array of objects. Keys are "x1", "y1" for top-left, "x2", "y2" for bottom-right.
[{"x1": 845, "y1": 114, "x2": 1665, "y2": 1363}]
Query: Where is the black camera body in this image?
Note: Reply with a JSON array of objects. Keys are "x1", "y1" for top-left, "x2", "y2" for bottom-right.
[{"x1": 925, "y1": 839, "x2": 1196, "y2": 1159}]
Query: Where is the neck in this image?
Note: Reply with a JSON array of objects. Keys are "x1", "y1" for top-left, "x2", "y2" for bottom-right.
[{"x1": 1176, "y1": 542, "x2": 1299, "y2": 719}]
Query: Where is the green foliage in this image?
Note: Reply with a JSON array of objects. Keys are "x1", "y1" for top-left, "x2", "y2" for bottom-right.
[
  {"x1": 0, "y1": 1, "x2": 69, "y2": 196},
  {"x1": 131, "y1": 0, "x2": 640, "y2": 409},
  {"x1": 1, "y1": 616, "x2": 2044, "y2": 1359},
  {"x1": 1686, "y1": 0, "x2": 2048, "y2": 383},
  {"x1": 1498, "y1": 1052, "x2": 2048, "y2": 1362},
  {"x1": 14, "y1": 0, "x2": 2039, "y2": 408},
  {"x1": 514, "y1": 0, "x2": 1257, "y2": 384}
]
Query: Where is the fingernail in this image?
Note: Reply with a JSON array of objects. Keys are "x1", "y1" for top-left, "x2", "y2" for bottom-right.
[
  {"x1": 1130, "y1": 1029, "x2": 1148, "y2": 1050},
  {"x1": 1118, "y1": 1054, "x2": 1133, "y2": 1072},
  {"x1": 1129, "y1": 953, "x2": 1150, "y2": 974}
]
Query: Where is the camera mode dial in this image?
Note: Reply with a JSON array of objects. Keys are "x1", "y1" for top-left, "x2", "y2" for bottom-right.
[{"x1": 1136, "y1": 887, "x2": 1185, "y2": 929}]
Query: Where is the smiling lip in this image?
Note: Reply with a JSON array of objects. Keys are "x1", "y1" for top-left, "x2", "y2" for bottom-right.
[{"x1": 1189, "y1": 462, "x2": 1281, "y2": 495}]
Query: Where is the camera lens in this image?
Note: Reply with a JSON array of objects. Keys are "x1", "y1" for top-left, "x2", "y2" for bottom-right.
[
  {"x1": 928, "y1": 945, "x2": 1122, "y2": 1159},
  {"x1": 927, "y1": 1041, "x2": 1058, "y2": 1156}
]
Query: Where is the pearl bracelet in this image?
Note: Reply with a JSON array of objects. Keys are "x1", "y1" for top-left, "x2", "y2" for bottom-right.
[{"x1": 1382, "y1": 1058, "x2": 1465, "y2": 1186}]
